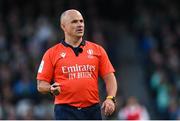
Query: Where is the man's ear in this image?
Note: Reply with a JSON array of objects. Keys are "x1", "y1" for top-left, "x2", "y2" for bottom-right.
[{"x1": 61, "y1": 23, "x2": 65, "y2": 31}]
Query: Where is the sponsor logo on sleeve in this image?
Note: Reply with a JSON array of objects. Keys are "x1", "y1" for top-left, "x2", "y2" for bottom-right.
[{"x1": 38, "y1": 60, "x2": 44, "y2": 73}]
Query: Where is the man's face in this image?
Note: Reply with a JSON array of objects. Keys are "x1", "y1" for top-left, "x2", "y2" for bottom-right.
[{"x1": 62, "y1": 11, "x2": 84, "y2": 38}]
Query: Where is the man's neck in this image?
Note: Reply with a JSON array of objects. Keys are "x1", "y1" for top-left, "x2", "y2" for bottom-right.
[{"x1": 65, "y1": 36, "x2": 82, "y2": 47}]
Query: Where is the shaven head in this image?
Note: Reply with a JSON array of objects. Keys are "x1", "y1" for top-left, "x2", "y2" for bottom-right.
[
  {"x1": 60, "y1": 9, "x2": 84, "y2": 39},
  {"x1": 60, "y1": 9, "x2": 83, "y2": 27}
]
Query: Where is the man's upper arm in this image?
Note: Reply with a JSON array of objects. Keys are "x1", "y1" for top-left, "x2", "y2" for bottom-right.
[
  {"x1": 103, "y1": 72, "x2": 116, "y2": 82},
  {"x1": 99, "y1": 46, "x2": 115, "y2": 77},
  {"x1": 37, "y1": 49, "x2": 54, "y2": 83}
]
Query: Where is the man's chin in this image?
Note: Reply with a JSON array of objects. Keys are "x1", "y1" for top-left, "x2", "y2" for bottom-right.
[{"x1": 76, "y1": 34, "x2": 84, "y2": 38}]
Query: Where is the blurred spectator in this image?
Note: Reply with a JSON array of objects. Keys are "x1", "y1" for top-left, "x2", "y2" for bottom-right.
[
  {"x1": 2, "y1": 100, "x2": 16, "y2": 119},
  {"x1": 118, "y1": 96, "x2": 150, "y2": 120},
  {"x1": 12, "y1": 71, "x2": 37, "y2": 100},
  {"x1": 0, "y1": 100, "x2": 2, "y2": 119},
  {"x1": 15, "y1": 99, "x2": 34, "y2": 119},
  {"x1": 168, "y1": 99, "x2": 180, "y2": 120},
  {"x1": 33, "y1": 99, "x2": 54, "y2": 119}
]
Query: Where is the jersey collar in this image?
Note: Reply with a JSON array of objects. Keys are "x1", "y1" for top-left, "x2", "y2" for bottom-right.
[{"x1": 61, "y1": 39, "x2": 86, "y2": 48}]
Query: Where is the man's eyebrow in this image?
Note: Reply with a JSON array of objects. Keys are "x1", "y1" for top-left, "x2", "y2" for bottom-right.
[
  {"x1": 71, "y1": 20, "x2": 78, "y2": 23},
  {"x1": 71, "y1": 19, "x2": 84, "y2": 23}
]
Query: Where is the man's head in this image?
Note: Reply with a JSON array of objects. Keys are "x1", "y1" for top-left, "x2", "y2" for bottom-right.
[{"x1": 60, "y1": 9, "x2": 84, "y2": 39}]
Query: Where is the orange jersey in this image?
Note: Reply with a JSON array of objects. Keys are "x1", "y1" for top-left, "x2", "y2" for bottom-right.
[{"x1": 37, "y1": 40, "x2": 115, "y2": 108}]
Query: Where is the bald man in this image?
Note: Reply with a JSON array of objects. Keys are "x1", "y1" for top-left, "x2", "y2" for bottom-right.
[{"x1": 37, "y1": 9, "x2": 117, "y2": 120}]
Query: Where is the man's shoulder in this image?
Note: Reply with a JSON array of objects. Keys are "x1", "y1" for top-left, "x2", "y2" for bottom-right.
[
  {"x1": 45, "y1": 43, "x2": 63, "y2": 53},
  {"x1": 86, "y1": 40, "x2": 102, "y2": 48},
  {"x1": 85, "y1": 40, "x2": 106, "y2": 53},
  {"x1": 49, "y1": 42, "x2": 63, "y2": 49}
]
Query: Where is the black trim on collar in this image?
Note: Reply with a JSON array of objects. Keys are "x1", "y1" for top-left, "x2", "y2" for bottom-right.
[
  {"x1": 61, "y1": 39, "x2": 86, "y2": 48},
  {"x1": 61, "y1": 39, "x2": 86, "y2": 56}
]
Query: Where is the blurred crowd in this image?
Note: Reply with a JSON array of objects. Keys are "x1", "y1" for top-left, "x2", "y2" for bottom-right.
[
  {"x1": 134, "y1": 0, "x2": 180, "y2": 119},
  {"x1": 0, "y1": 0, "x2": 180, "y2": 120},
  {"x1": 0, "y1": 0, "x2": 59, "y2": 119},
  {"x1": 0, "y1": 0, "x2": 109, "y2": 119}
]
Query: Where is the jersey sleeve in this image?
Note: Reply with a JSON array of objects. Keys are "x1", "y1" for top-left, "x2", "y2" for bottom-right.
[
  {"x1": 99, "y1": 46, "x2": 115, "y2": 77},
  {"x1": 36, "y1": 49, "x2": 54, "y2": 83}
]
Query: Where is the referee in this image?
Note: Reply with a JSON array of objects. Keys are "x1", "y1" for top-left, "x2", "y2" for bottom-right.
[{"x1": 36, "y1": 9, "x2": 117, "y2": 120}]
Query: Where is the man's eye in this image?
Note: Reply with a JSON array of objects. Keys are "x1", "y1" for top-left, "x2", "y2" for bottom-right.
[{"x1": 72, "y1": 20, "x2": 78, "y2": 23}]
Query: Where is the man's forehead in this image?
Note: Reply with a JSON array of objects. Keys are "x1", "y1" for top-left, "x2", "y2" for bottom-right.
[
  {"x1": 65, "y1": 10, "x2": 83, "y2": 19},
  {"x1": 61, "y1": 10, "x2": 83, "y2": 23},
  {"x1": 66, "y1": 10, "x2": 82, "y2": 16}
]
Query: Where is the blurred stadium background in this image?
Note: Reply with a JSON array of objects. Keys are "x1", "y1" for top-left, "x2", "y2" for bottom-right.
[{"x1": 0, "y1": 0, "x2": 180, "y2": 119}]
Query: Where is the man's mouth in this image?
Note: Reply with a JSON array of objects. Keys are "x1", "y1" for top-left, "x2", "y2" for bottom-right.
[{"x1": 76, "y1": 29, "x2": 83, "y2": 32}]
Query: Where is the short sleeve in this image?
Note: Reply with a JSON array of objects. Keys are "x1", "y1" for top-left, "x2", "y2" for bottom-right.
[
  {"x1": 36, "y1": 49, "x2": 54, "y2": 83},
  {"x1": 99, "y1": 46, "x2": 115, "y2": 77}
]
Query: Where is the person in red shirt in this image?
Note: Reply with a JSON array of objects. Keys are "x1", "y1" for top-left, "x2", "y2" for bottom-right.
[
  {"x1": 37, "y1": 9, "x2": 117, "y2": 120},
  {"x1": 118, "y1": 96, "x2": 150, "y2": 120}
]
